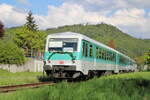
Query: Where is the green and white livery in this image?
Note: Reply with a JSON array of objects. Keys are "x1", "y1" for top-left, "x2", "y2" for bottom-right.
[{"x1": 44, "y1": 32, "x2": 137, "y2": 79}]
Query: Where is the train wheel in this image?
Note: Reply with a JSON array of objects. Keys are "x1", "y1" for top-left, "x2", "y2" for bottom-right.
[{"x1": 87, "y1": 71, "x2": 94, "y2": 79}]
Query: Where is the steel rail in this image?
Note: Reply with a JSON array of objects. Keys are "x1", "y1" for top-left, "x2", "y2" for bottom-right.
[{"x1": 0, "y1": 82, "x2": 54, "y2": 93}]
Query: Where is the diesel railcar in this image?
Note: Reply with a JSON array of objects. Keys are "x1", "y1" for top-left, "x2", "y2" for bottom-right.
[{"x1": 43, "y1": 32, "x2": 137, "y2": 79}]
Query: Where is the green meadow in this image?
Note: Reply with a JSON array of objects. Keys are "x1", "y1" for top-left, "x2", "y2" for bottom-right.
[
  {"x1": 0, "y1": 69, "x2": 42, "y2": 86},
  {"x1": 0, "y1": 72, "x2": 150, "y2": 100}
]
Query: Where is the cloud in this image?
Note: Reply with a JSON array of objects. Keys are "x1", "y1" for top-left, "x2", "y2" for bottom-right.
[
  {"x1": 0, "y1": 3, "x2": 149, "y2": 38},
  {"x1": 126, "y1": 0, "x2": 150, "y2": 9},
  {"x1": 39, "y1": 3, "x2": 150, "y2": 38},
  {"x1": 16, "y1": 0, "x2": 30, "y2": 5},
  {"x1": 0, "y1": 4, "x2": 27, "y2": 27},
  {"x1": 108, "y1": 8, "x2": 150, "y2": 38},
  {"x1": 62, "y1": 0, "x2": 150, "y2": 11}
]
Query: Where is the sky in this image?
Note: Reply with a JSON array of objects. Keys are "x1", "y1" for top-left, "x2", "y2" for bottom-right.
[{"x1": 0, "y1": 0, "x2": 150, "y2": 39}]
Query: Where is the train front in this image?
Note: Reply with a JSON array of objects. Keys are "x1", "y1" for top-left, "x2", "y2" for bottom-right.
[{"x1": 43, "y1": 34, "x2": 81, "y2": 79}]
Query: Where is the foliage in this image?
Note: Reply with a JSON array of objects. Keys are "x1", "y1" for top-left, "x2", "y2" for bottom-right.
[
  {"x1": 0, "y1": 72, "x2": 150, "y2": 100},
  {"x1": 25, "y1": 11, "x2": 38, "y2": 31},
  {"x1": 145, "y1": 50, "x2": 150, "y2": 68},
  {"x1": 10, "y1": 26, "x2": 46, "y2": 51},
  {"x1": 135, "y1": 56, "x2": 145, "y2": 70},
  {"x1": 107, "y1": 40, "x2": 115, "y2": 49},
  {"x1": 0, "y1": 20, "x2": 4, "y2": 38},
  {"x1": 0, "y1": 69, "x2": 42, "y2": 86},
  {"x1": 0, "y1": 36, "x2": 25, "y2": 65}
]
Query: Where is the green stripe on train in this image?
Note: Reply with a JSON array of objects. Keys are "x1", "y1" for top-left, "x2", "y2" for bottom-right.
[
  {"x1": 44, "y1": 52, "x2": 130, "y2": 67},
  {"x1": 44, "y1": 52, "x2": 82, "y2": 60}
]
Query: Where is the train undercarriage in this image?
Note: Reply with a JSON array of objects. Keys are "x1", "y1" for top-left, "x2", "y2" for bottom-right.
[
  {"x1": 44, "y1": 65, "x2": 83, "y2": 79},
  {"x1": 43, "y1": 65, "x2": 124, "y2": 80}
]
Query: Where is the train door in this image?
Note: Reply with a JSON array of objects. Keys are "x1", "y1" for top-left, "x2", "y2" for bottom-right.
[
  {"x1": 115, "y1": 53, "x2": 119, "y2": 73},
  {"x1": 93, "y1": 45, "x2": 96, "y2": 67},
  {"x1": 89, "y1": 43, "x2": 95, "y2": 69},
  {"x1": 82, "y1": 40, "x2": 90, "y2": 74}
]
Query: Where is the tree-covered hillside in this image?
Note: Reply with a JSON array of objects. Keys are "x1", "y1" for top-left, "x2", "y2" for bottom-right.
[{"x1": 45, "y1": 23, "x2": 150, "y2": 63}]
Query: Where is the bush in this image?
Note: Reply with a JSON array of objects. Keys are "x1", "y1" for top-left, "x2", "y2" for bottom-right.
[{"x1": 0, "y1": 38, "x2": 25, "y2": 65}]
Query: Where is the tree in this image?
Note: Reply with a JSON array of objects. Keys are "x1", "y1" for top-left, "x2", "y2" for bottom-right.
[
  {"x1": 145, "y1": 50, "x2": 150, "y2": 67},
  {"x1": 108, "y1": 40, "x2": 115, "y2": 49},
  {"x1": 25, "y1": 11, "x2": 38, "y2": 31},
  {"x1": 13, "y1": 26, "x2": 46, "y2": 51},
  {"x1": 0, "y1": 21, "x2": 4, "y2": 38}
]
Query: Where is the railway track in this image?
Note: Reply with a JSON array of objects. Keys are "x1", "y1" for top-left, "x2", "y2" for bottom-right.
[{"x1": 0, "y1": 82, "x2": 54, "y2": 93}]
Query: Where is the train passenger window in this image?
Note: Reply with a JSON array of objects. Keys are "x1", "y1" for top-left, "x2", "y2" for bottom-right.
[
  {"x1": 89, "y1": 45, "x2": 93, "y2": 57},
  {"x1": 113, "y1": 53, "x2": 116, "y2": 62},
  {"x1": 105, "y1": 51, "x2": 108, "y2": 60},
  {"x1": 102, "y1": 50, "x2": 105, "y2": 60},
  {"x1": 99, "y1": 48, "x2": 102, "y2": 59},
  {"x1": 108, "y1": 52, "x2": 111, "y2": 61},
  {"x1": 101, "y1": 49, "x2": 105, "y2": 60},
  {"x1": 109, "y1": 52, "x2": 112, "y2": 61},
  {"x1": 107, "y1": 51, "x2": 110, "y2": 61},
  {"x1": 105, "y1": 51, "x2": 107, "y2": 60},
  {"x1": 119, "y1": 56, "x2": 127, "y2": 64},
  {"x1": 110, "y1": 52, "x2": 113, "y2": 61},
  {"x1": 106, "y1": 51, "x2": 109, "y2": 60}
]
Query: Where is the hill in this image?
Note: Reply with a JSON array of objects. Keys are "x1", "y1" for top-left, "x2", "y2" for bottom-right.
[{"x1": 5, "y1": 23, "x2": 150, "y2": 65}]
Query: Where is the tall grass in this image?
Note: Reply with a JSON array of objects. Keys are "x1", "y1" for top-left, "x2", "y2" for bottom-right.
[{"x1": 0, "y1": 72, "x2": 150, "y2": 100}]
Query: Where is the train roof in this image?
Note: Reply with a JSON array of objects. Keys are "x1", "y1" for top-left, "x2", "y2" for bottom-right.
[{"x1": 47, "y1": 32, "x2": 135, "y2": 62}]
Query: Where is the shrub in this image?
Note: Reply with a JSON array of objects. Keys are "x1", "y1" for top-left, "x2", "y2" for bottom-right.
[{"x1": 0, "y1": 38, "x2": 25, "y2": 65}]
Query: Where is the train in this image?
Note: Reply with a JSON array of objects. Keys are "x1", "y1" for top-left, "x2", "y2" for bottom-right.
[{"x1": 43, "y1": 32, "x2": 137, "y2": 79}]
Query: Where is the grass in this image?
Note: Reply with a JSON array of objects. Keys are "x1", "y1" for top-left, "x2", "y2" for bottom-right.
[
  {"x1": 0, "y1": 69, "x2": 43, "y2": 86},
  {"x1": 0, "y1": 72, "x2": 150, "y2": 100}
]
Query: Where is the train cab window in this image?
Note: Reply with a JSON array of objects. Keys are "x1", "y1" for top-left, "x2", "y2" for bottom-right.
[
  {"x1": 89, "y1": 45, "x2": 93, "y2": 57},
  {"x1": 48, "y1": 38, "x2": 78, "y2": 52}
]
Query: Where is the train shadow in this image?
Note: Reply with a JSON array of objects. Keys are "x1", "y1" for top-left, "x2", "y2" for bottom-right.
[
  {"x1": 37, "y1": 76, "x2": 54, "y2": 82},
  {"x1": 37, "y1": 75, "x2": 87, "y2": 83}
]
